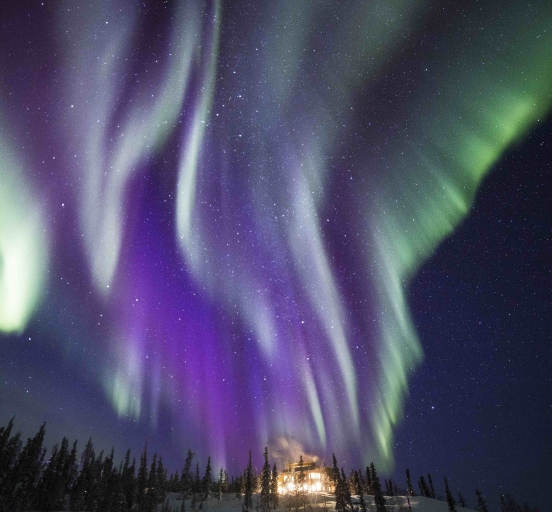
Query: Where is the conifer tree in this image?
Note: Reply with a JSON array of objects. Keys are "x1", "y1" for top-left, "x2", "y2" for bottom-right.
[
  {"x1": 203, "y1": 456, "x2": 212, "y2": 500},
  {"x1": 332, "y1": 454, "x2": 346, "y2": 512},
  {"x1": 0, "y1": 423, "x2": 21, "y2": 507},
  {"x1": 270, "y1": 463, "x2": 279, "y2": 509},
  {"x1": 65, "y1": 439, "x2": 78, "y2": 492},
  {"x1": 70, "y1": 437, "x2": 95, "y2": 511},
  {"x1": 145, "y1": 453, "x2": 158, "y2": 512},
  {"x1": 365, "y1": 466, "x2": 372, "y2": 495},
  {"x1": 137, "y1": 444, "x2": 149, "y2": 511},
  {"x1": 195, "y1": 462, "x2": 201, "y2": 496},
  {"x1": 261, "y1": 447, "x2": 271, "y2": 512},
  {"x1": 244, "y1": 450, "x2": 253, "y2": 511},
  {"x1": 181, "y1": 449, "x2": 195, "y2": 499},
  {"x1": 218, "y1": 466, "x2": 225, "y2": 501},
  {"x1": 195, "y1": 461, "x2": 205, "y2": 510},
  {"x1": 341, "y1": 467, "x2": 353, "y2": 511},
  {"x1": 405, "y1": 469, "x2": 413, "y2": 496},
  {"x1": 0, "y1": 417, "x2": 15, "y2": 454},
  {"x1": 157, "y1": 456, "x2": 167, "y2": 504},
  {"x1": 427, "y1": 474, "x2": 436, "y2": 499},
  {"x1": 354, "y1": 470, "x2": 367, "y2": 512},
  {"x1": 499, "y1": 495, "x2": 509, "y2": 512},
  {"x1": 356, "y1": 468, "x2": 365, "y2": 490},
  {"x1": 475, "y1": 489, "x2": 489, "y2": 512},
  {"x1": 296, "y1": 456, "x2": 308, "y2": 512},
  {"x1": 11, "y1": 422, "x2": 46, "y2": 510},
  {"x1": 369, "y1": 462, "x2": 386, "y2": 512},
  {"x1": 98, "y1": 447, "x2": 120, "y2": 512},
  {"x1": 418, "y1": 476, "x2": 430, "y2": 498},
  {"x1": 235, "y1": 474, "x2": 243, "y2": 502},
  {"x1": 444, "y1": 476, "x2": 456, "y2": 512},
  {"x1": 40, "y1": 436, "x2": 77, "y2": 511},
  {"x1": 84, "y1": 450, "x2": 104, "y2": 510},
  {"x1": 121, "y1": 449, "x2": 136, "y2": 512},
  {"x1": 35, "y1": 442, "x2": 61, "y2": 512},
  {"x1": 457, "y1": 491, "x2": 466, "y2": 508}
]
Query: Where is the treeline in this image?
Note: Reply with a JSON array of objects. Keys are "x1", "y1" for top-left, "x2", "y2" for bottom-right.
[
  {"x1": 0, "y1": 418, "x2": 283, "y2": 512},
  {"x1": 0, "y1": 417, "x2": 541, "y2": 512},
  {"x1": 0, "y1": 418, "x2": 236, "y2": 512},
  {"x1": 330, "y1": 458, "x2": 541, "y2": 512}
]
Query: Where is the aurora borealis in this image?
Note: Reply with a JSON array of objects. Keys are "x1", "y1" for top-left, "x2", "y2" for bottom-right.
[{"x1": 1, "y1": 1, "x2": 551, "y2": 509}]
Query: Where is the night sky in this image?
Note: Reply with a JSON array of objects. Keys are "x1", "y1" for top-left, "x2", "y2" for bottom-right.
[{"x1": 0, "y1": 1, "x2": 551, "y2": 511}]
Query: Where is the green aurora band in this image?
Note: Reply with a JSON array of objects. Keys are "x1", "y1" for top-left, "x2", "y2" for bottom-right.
[
  {"x1": 0, "y1": 125, "x2": 49, "y2": 334},
  {"x1": 367, "y1": 8, "x2": 552, "y2": 466}
]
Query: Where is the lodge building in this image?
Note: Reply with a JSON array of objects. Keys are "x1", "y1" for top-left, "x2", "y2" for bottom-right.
[{"x1": 277, "y1": 460, "x2": 335, "y2": 494}]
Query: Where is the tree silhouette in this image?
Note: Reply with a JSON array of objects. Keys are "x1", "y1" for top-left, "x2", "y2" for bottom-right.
[{"x1": 444, "y1": 476, "x2": 456, "y2": 512}]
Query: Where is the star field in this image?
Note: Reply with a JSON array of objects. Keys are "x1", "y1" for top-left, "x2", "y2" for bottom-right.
[{"x1": 0, "y1": 1, "x2": 551, "y2": 510}]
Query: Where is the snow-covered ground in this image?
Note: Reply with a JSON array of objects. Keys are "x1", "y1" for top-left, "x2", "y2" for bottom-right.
[{"x1": 159, "y1": 493, "x2": 475, "y2": 512}]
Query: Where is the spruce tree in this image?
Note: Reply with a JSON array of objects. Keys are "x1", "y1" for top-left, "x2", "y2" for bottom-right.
[
  {"x1": 86, "y1": 447, "x2": 103, "y2": 511},
  {"x1": 444, "y1": 477, "x2": 456, "y2": 512},
  {"x1": 354, "y1": 470, "x2": 367, "y2": 512},
  {"x1": 475, "y1": 489, "x2": 489, "y2": 512},
  {"x1": 145, "y1": 453, "x2": 158, "y2": 512},
  {"x1": 35, "y1": 442, "x2": 61, "y2": 512},
  {"x1": 244, "y1": 450, "x2": 253, "y2": 511},
  {"x1": 70, "y1": 437, "x2": 95, "y2": 511},
  {"x1": 0, "y1": 421, "x2": 21, "y2": 507},
  {"x1": 218, "y1": 467, "x2": 225, "y2": 501},
  {"x1": 121, "y1": 450, "x2": 136, "y2": 512},
  {"x1": 341, "y1": 467, "x2": 353, "y2": 511},
  {"x1": 195, "y1": 462, "x2": 203, "y2": 510},
  {"x1": 418, "y1": 476, "x2": 430, "y2": 498},
  {"x1": 98, "y1": 447, "x2": 119, "y2": 512},
  {"x1": 41, "y1": 437, "x2": 77, "y2": 511},
  {"x1": 235, "y1": 474, "x2": 243, "y2": 502},
  {"x1": 405, "y1": 469, "x2": 413, "y2": 496},
  {"x1": 65, "y1": 439, "x2": 78, "y2": 493},
  {"x1": 332, "y1": 454, "x2": 346, "y2": 512},
  {"x1": 195, "y1": 462, "x2": 201, "y2": 496},
  {"x1": 203, "y1": 456, "x2": 212, "y2": 500},
  {"x1": 261, "y1": 447, "x2": 271, "y2": 512},
  {"x1": 157, "y1": 456, "x2": 167, "y2": 504},
  {"x1": 369, "y1": 462, "x2": 386, "y2": 512},
  {"x1": 457, "y1": 491, "x2": 466, "y2": 508},
  {"x1": 365, "y1": 466, "x2": 372, "y2": 495},
  {"x1": 12, "y1": 422, "x2": 46, "y2": 510},
  {"x1": 427, "y1": 474, "x2": 436, "y2": 499},
  {"x1": 0, "y1": 417, "x2": 15, "y2": 454},
  {"x1": 270, "y1": 463, "x2": 279, "y2": 509},
  {"x1": 137, "y1": 444, "x2": 148, "y2": 511},
  {"x1": 297, "y1": 456, "x2": 308, "y2": 512},
  {"x1": 181, "y1": 449, "x2": 195, "y2": 499}
]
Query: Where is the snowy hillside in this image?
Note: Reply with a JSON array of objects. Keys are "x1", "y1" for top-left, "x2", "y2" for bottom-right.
[{"x1": 159, "y1": 493, "x2": 475, "y2": 512}]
